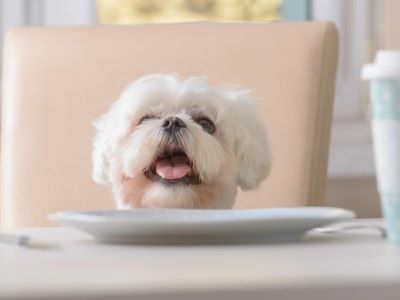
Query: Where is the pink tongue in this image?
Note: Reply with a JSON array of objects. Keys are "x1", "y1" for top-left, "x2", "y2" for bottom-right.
[{"x1": 155, "y1": 156, "x2": 191, "y2": 180}]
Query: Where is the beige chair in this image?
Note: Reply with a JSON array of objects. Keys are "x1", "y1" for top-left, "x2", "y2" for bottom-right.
[{"x1": 1, "y1": 22, "x2": 338, "y2": 228}]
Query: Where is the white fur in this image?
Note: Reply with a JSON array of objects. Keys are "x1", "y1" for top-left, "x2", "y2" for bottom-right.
[{"x1": 92, "y1": 74, "x2": 272, "y2": 209}]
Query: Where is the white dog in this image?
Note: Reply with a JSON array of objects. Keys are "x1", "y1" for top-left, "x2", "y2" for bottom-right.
[{"x1": 92, "y1": 74, "x2": 271, "y2": 209}]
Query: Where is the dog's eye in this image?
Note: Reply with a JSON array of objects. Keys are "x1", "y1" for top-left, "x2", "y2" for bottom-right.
[
  {"x1": 197, "y1": 118, "x2": 215, "y2": 134},
  {"x1": 138, "y1": 115, "x2": 155, "y2": 124}
]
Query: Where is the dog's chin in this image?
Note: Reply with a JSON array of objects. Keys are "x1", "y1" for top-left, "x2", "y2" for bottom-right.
[
  {"x1": 143, "y1": 147, "x2": 202, "y2": 186},
  {"x1": 117, "y1": 145, "x2": 238, "y2": 209}
]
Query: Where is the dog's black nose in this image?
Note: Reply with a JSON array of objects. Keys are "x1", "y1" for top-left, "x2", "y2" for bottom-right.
[{"x1": 162, "y1": 117, "x2": 186, "y2": 132}]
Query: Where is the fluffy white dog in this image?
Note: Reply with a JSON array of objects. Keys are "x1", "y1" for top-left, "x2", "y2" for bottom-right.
[{"x1": 92, "y1": 74, "x2": 271, "y2": 209}]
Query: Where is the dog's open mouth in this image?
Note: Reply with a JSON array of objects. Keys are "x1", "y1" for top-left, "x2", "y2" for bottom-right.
[{"x1": 144, "y1": 148, "x2": 201, "y2": 185}]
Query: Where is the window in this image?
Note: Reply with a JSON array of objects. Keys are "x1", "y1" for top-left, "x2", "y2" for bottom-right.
[{"x1": 97, "y1": 0, "x2": 309, "y2": 24}]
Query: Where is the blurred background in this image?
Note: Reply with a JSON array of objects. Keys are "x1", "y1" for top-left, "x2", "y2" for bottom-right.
[{"x1": 0, "y1": 0, "x2": 397, "y2": 217}]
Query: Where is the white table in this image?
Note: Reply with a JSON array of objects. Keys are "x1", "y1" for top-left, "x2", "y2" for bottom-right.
[{"x1": 1, "y1": 219, "x2": 400, "y2": 300}]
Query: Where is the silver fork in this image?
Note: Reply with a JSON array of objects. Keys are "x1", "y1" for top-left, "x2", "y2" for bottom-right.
[{"x1": 0, "y1": 233, "x2": 59, "y2": 249}]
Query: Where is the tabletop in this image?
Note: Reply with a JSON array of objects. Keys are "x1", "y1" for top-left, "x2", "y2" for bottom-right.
[{"x1": 1, "y1": 219, "x2": 400, "y2": 300}]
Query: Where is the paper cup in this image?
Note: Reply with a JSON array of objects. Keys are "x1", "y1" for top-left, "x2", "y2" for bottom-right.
[{"x1": 362, "y1": 50, "x2": 400, "y2": 243}]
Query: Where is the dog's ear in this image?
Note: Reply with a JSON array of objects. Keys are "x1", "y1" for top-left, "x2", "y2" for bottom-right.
[
  {"x1": 227, "y1": 92, "x2": 272, "y2": 190},
  {"x1": 92, "y1": 121, "x2": 114, "y2": 185},
  {"x1": 91, "y1": 105, "x2": 124, "y2": 185},
  {"x1": 92, "y1": 141, "x2": 109, "y2": 185}
]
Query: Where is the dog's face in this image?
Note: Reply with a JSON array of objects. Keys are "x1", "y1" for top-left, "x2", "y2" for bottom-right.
[{"x1": 92, "y1": 74, "x2": 271, "y2": 209}]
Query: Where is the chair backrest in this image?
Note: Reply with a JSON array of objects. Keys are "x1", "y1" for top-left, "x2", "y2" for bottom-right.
[{"x1": 1, "y1": 22, "x2": 338, "y2": 227}]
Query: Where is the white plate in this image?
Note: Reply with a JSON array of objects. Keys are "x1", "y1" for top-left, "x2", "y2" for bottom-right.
[{"x1": 50, "y1": 207, "x2": 355, "y2": 244}]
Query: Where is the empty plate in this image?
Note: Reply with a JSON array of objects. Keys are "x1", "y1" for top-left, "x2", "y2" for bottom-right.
[{"x1": 50, "y1": 207, "x2": 355, "y2": 244}]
